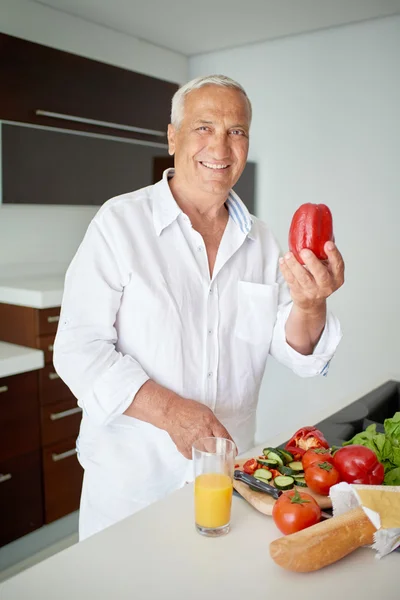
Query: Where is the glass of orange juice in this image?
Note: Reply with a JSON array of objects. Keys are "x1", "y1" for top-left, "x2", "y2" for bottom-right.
[{"x1": 192, "y1": 437, "x2": 236, "y2": 537}]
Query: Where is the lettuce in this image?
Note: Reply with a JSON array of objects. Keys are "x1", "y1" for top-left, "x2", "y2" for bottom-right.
[{"x1": 343, "y1": 412, "x2": 400, "y2": 485}]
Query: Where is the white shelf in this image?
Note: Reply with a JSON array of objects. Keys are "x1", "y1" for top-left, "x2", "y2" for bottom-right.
[
  {"x1": 0, "y1": 275, "x2": 64, "y2": 308},
  {"x1": 0, "y1": 341, "x2": 44, "y2": 378}
]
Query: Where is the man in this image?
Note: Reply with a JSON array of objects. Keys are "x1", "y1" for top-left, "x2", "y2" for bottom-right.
[{"x1": 53, "y1": 75, "x2": 344, "y2": 540}]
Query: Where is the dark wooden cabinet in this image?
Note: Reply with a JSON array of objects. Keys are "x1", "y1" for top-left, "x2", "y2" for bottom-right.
[
  {"x1": 42, "y1": 438, "x2": 83, "y2": 524},
  {"x1": 0, "y1": 303, "x2": 83, "y2": 540},
  {"x1": 0, "y1": 451, "x2": 43, "y2": 547},
  {"x1": 0, "y1": 371, "x2": 40, "y2": 462},
  {"x1": 41, "y1": 399, "x2": 82, "y2": 447},
  {"x1": 0, "y1": 33, "x2": 178, "y2": 140}
]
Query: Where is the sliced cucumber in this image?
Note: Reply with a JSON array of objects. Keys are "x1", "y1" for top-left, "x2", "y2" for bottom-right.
[
  {"x1": 265, "y1": 451, "x2": 284, "y2": 466},
  {"x1": 249, "y1": 484, "x2": 262, "y2": 492},
  {"x1": 273, "y1": 475, "x2": 295, "y2": 490},
  {"x1": 279, "y1": 449, "x2": 294, "y2": 464},
  {"x1": 294, "y1": 478, "x2": 307, "y2": 487},
  {"x1": 292, "y1": 473, "x2": 307, "y2": 480},
  {"x1": 287, "y1": 461, "x2": 304, "y2": 473},
  {"x1": 254, "y1": 469, "x2": 273, "y2": 482},
  {"x1": 278, "y1": 465, "x2": 297, "y2": 476},
  {"x1": 258, "y1": 458, "x2": 279, "y2": 468}
]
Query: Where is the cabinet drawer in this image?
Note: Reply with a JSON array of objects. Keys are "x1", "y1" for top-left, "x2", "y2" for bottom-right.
[
  {"x1": 36, "y1": 334, "x2": 55, "y2": 364},
  {"x1": 0, "y1": 451, "x2": 43, "y2": 547},
  {"x1": 0, "y1": 370, "x2": 40, "y2": 461},
  {"x1": 41, "y1": 398, "x2": 82, "y2": 446},
  {"x1": 37, "y1": 307, "x2": 61, "y2": 336},
  {"x1": 43, "y1": 438, "x2": 83, "y2": 523},
  {"x1": 39, "y1": 364, "x2": 74, "y2": 405}
]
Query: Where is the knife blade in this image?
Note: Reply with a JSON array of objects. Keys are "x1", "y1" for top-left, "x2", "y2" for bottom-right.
[{"x1": 234, "y1": 469, "x2": 282, "y2": 500}]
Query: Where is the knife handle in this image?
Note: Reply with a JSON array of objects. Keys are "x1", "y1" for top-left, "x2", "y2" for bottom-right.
[{"x1": 234, "y1": 470, "x2": 281, "y2": 500}]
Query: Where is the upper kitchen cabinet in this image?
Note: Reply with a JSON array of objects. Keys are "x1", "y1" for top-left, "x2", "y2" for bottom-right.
[
  {"x1": 0, "y1": 33, "x2": 178, "y2": 139},
  {"x1": 0, "y1": 33, "x2": 176, "y2": 205}
]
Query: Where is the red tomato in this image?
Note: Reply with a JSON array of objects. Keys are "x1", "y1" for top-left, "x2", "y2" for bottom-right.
[
  {"x1": 302, "y1": 448, "x2": 333, "y2": 471},
  {"x1": 304, "y1": 461, "x2": 341, "y2": 496},
  {"x1": 272, "y1": 488, "x2": 321, "y2": 535},
  {"x1": 332, "y1": 445, "x2": 384, "y2": 485},
  {"x1": 242, "y1": 458, "x2": 258, "y2": 475}
]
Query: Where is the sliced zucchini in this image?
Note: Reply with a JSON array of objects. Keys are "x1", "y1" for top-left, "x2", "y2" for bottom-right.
[
  {"x1": 279, "y1": 449, "x2": 294, "y2": 464},
  {"x1": 258, "y1": 458, "x2": 279, "y2": 468},
  {"x1": 265, "y1": 451, "x2": 284, "y2": 466},
  {"x1": 273, "y1": 475, "x2": 295, "y2": 491},
  {"x1": 287, "y1": 461, "x2": 304, "y2": 473},
  {"x1": 294, "y1": 477, "x2": 307, "y2": 487},
  {"x1": 292, "y1": 473, "x2": 307, "y2": 480},
  {"x1": 254, "y1": 468, "x2": 273, "y2": 482}
]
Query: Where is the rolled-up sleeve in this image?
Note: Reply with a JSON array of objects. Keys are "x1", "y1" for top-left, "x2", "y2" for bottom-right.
[
  {"x1": 53, "y1": 219, "x2": 149, "y2": 427},
  {"x1": 269, "y1": 269, "x2": 342, "y2": 378}
]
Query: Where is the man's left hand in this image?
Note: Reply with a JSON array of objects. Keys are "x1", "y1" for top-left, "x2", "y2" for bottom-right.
[{"x1": 279, "y1": 241, "x2": 345, "y2": 313}]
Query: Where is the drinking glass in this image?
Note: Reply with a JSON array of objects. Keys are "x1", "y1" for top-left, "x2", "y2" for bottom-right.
[{"x1": 192, "y1": 437, "x2": 236, "y2": 537}]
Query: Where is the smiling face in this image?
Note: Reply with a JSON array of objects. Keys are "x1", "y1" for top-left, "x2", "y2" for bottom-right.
[{"x1": 167, "y1": 85, "x2": 250, "y2": 198}]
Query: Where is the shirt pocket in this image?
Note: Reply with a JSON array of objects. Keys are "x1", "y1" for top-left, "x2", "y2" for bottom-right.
[{"x1": 234, "y1": 281, "x2": 279, "y2": 346}]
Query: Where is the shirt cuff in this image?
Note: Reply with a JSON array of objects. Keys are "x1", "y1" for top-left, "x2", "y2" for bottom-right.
[
  {"x1": 270, "y1": 303, "x2": 342, "y2": 378},
  {"x1": 86, "y1": 354, "x2": 150, "y2": 426}
]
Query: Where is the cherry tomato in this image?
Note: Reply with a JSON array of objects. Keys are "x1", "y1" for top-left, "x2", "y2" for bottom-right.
[
  {"x1": 304, "y1": 461, "x2": 341, "y2": 496},
  {"x1": 302, "y1": 448, "x2": 333, "y2": 471},
  {"x1": 332, "y1": 445, "x2": 384, "y2": 485},
  {"x1": 272, "y1": 488, "x2": 321, "y2": 535},
  {"x1": 242, "y1": 458, "x2": 258, "y2": 475}
]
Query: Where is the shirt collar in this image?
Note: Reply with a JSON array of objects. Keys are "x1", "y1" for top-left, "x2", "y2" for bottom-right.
[{"x1": 152, "y1": 168, "x2": 255, "y2": 240}]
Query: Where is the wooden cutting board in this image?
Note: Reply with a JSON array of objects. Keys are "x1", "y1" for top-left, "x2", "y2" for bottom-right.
[{"x1": 233, "y1": 458, "x2": 332, "y2": 515}]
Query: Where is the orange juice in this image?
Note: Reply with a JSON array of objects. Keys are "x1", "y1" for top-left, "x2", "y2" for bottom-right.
[{"x1": 195, "y1": 473, "x2": 233, "y2": 528}]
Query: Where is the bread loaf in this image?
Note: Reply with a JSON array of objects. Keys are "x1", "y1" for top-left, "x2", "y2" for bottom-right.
[{"x1": 269, "y1": 507, "x2": 376, "y2": 572}]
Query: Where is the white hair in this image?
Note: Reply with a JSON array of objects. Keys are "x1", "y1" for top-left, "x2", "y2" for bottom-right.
[{"x1": 170, "y1": 74, "x2": 252, "y2": 129}]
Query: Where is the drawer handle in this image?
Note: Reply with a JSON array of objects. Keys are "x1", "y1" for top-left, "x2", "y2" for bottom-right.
[
  {"x1": 48, "y1": 372, "x2": 60, "y2": 380},
  {"x1": 0, "y1": 473, "x2": 12, "y2": 484},
  {"x1": 50, "y1": 407, "x2": 82, "y2": 421},
  {"x1": 0, "y1": 385, "x2": 8, "y2": 393},
  {"x1": 48, "y1": 344, "x2": 54, "y2": 352},
  {"x1": 47, "y1": 315, "x2": 60, "y2": 323},
  {"x1": 52, "y1": 448, "x2": 77, "y2": 462}
]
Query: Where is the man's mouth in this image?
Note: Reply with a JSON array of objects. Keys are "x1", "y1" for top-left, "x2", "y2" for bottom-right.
[{"x1": 200, "y1": 161, "x2": 229, "y2": 170}]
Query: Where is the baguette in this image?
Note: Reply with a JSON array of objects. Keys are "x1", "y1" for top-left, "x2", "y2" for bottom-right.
[{"x1": 269, "y1": 506, "x2": 376, "y2": 572}]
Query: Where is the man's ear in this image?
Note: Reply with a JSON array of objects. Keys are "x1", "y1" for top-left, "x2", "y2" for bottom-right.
[{"x1": 167, "y1": 124, "x2": 176, "y2": 156}]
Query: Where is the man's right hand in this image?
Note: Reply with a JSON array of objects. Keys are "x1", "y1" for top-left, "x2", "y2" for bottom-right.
[
  {"x1": 124, "y1": 380, "x2": 235, "y2": 460},
  {"x1": 165, "y1": 396, "x2": 235, "y2": 460}
]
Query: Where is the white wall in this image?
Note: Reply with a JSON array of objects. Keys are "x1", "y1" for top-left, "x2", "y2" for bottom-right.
[
  {"x1": 189, "y1": 15, "x2": 400, "y2": 443},
  {"x1": 0, "y1": 0, "x2": 187, "y2": 83},
  {"x1": 0, "y1": 0, "x2": 188, "y2": 271}
]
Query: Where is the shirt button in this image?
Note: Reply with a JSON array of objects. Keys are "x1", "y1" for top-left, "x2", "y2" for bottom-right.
[
  {"x1": 207, "y1": 372, "x2": 213, "y2": 378},
  {"x1": 208, "y1": 329, "x2": 212, "y2": 335},
  {"x1": 209, "y1": 288, "x2": 212, "y2": 294},
  {"x1": 198, "y1": 246, "x2": 203, "y2": 252}
]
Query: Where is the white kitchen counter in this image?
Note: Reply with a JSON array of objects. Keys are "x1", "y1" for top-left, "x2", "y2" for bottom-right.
[
  {"x1": 0, "y1": 274, "x2": 64, "y2": 309},
  {"x1": 0, "y1": 341, "x2": 44, "y2": 378},
  {"x1": 0, "y1": 429, "x2": 397, "y2": 600}
]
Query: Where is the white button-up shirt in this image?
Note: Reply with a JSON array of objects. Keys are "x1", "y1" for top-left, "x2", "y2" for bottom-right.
[{"x1": 54, "y1": 169, "x2": 341, "y2": 538}]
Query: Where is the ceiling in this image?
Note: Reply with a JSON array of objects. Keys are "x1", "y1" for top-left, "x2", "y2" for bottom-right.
[{"x1": 33, "y1": 0, "x2": 400, "y2": 56}]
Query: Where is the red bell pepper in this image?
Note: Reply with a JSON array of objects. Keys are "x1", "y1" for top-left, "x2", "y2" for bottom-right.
[
  {"x1": 285, "y1": 426, "x2": 329, "y2": 460},
  {"x1": 289, "y1": 203, "x2": 334, "y2": 264},
  {"x1": 242, "y1": 458, "x2": 258, "y2": 475},
  {"x1": 332, "y1": 445, "x2": 384, "y2": 485}
]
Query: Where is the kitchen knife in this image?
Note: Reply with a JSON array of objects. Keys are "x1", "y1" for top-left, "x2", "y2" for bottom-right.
[
  {"x1": 233, "y1": 469, "x2": 332, "y2": 519},
  {"x1": 234, "y1": 469, "x2": 282, "y2": 500}
]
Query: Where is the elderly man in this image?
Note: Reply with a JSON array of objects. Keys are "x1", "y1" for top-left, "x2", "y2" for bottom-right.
[{"x1": 54, "y1": 75, "x2": 344, "y2": 540}]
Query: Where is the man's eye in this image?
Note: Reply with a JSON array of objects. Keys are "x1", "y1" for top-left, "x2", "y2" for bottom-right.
[
  {"x1": 197, "y1": 126, "x2": 209, "y2": 132},
  {"x1": 231, "y1": 129, "x2": 245, "y2": 136}
]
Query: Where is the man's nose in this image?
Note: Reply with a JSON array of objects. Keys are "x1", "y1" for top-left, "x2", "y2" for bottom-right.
[{"x1": 208, "y1": 133, "x2": 230, "y2": 160}]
